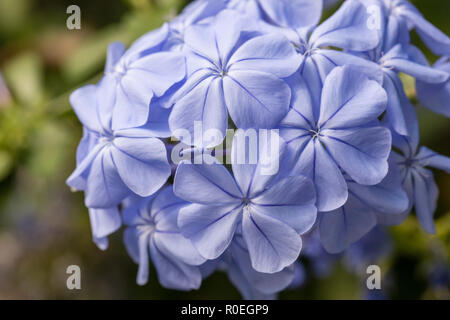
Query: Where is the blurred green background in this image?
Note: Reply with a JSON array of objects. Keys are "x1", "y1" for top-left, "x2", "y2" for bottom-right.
[{"x1": 0, "y1": 0, "x2": 448, "y2": 299}]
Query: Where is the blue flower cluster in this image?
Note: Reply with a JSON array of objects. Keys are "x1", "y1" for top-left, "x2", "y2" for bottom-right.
[{"x1": 67, "y1": 0, "x2": 450, "y2": 299}]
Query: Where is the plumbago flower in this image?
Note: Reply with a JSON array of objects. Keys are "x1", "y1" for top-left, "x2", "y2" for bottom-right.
[
  {"x1": 66, "y1": 83, "x2": 171, "y2": 209},
  {"x1": 279, "y1": 66, "x2": 391, "y2": 212},
  {"x1": 389, "y1": 120, "x2": 450, "y2": 233},
  {"x1": 122, "y1": 186, "x2": 206, "y2": 290},
  {"x1": 169, "y1": 10, "x2": 300, "y2": 146},
  {"x1": 416, "y1": 56, "x2": 450, "y2": 117},
  {"x1": 174, "y1": 132, "x2": 317, "y2": 273}
]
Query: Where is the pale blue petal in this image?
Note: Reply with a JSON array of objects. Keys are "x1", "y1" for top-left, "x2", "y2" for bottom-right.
[
  {"x1": 310, "y1": 0, "x2": 379, "y2": 51},
  {"x1": 150, "y1": 237, "x2": 202, "y2": 290},
  {"x1": 228, "y1": 34, "x2": 301, "y2": 78},
  {"x1": 111, "y1": 137, "x2": 170, "y2": 197},
  {"x1": 318, "y1": 66, "x2": 387, "y2": 129},
  {"x1": 292, "y1": 139, "x2": 348, "y2": 212},
  {"x1": 85, "y1": 148, "x2": 130, "y2": 208},
  {"x1": 412, "y1": 167, "x2": 438, "y2": 234},
  {"x1": 224, "y1": 70, "x2": 291, "y2": 129},
  {"x1": 243, "y1": 208, "x2": 302, "y2": 273},
  {"x1": 319, "y1": 195, "x2": 377, "y2": 254},
  {"x1": 88, "y1": 206, "x2": 121, "y2": 250},
  {"x1": 321, "y1": 127, "x2": 391, "y2": 185},
  {"x1": 258, "y1": 0, "x2": 323, "y2": 28},
  {"x1": 416, "y1": 146, "x2": 450, "y2": 173},
  {"x1": 169, "y1": 76, "x2": 228, "y2": 148},
  {"x1": 174, "y1": 161, "x2": 243, "y2": 204},
  {"x1": 178, "y1": 203, "x2": 242, "y2": 259}
]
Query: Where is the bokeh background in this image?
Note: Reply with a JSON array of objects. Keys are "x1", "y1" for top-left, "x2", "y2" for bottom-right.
[{"x1": 0, "y1": 0, "x2": 448, "y2": 299}]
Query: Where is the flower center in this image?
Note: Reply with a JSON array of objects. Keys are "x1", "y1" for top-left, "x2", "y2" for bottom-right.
[
  {"x1": 242, "y1": 197, "x2": 251, "y2": 207},
  {"x1": 309, "y1": 129, "x2": 321, "y2": 140},
  {"x1": 99, "y1": 134, "x2": 114, "y2": 146}
]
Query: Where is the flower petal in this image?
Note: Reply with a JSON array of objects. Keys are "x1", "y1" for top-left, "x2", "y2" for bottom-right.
[
  {"x1": 322, "y1": 127, "x2": 391, "y2": 185},
  {"x1": 319, "y1": 195, "x2": 377, "y2": 254},
  {"x1": 169, "y1": 76, "x2": 228, "y2": 148},
  {"x1": 400, "y1": 9, "x2": 450, "y2": 56},
  {"x1": 178, "y1": 203, "x2": 242, "y2": 259},
  {"x1": 251, "y1": 176, "x2": 317, "y2": 234},
  {"x1": 258, "y1": 0, "x2": 323, "y2": 28},
  {"x1": 111, "y1": 137, "x2": 170, "y2": 197},
  {"x1": 416, "y1": 147, "x2": 450, "y2": 173},
  {"x1": 150, "y1": 237, "x2": 202, "y2": 290},
  {"x1": 231, "y1": 129, "x2": 286, "y2": 198},
  {"x1": 227, "y1": 238, "x2": 295, "y2": 296},
  {"x1": 153, "y1": 232, "x2": 206, "y2": 266},
  {"x1": 85, "y1": 148, "x2": 130, "y2": 208},
  {"x1": 412, "y1": 168, "x2": 438, "y2": 234},
  {"x1": 224, "y1": 70, "x2": 291, "y2": 129},
  {"x1": 228, "y1": 34, "x2": 301, "y2": 78},
  {"x1": 88, "y1": 206, "x2": 121, "y2": 250},
  {"x1": 292, "y1": 139, "x2": 348, "y2": 212},
  {"x1": 318, "y1": 66, "x2": 387, "y2": 129},
  {"x1": 309, "y1": 0, "x2": 379, "y2": 51},
  {"x1": 174, "y1": 161, "x2": 243, "y2": 204},
  {"x1": 243, "y1": 208, "x2": 302, "y2": 273},
  {"x1": 69, "y1": 85, "x2": 102, "y2": 133}
]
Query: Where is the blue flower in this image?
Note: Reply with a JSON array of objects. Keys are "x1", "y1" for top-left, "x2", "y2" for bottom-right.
[
  {"x1": 169, "y1": 10, "x2": 300, "y2": 147},
  {"x1": 174, "y1": 132, "x2": 317, "y2": 273},
  {"x1": 100, "y1": 41, "x2": 185, "y2": 130},
  {"x1": 227, "y1": 0, "x2": 323, "y2": 29},
  {"x1": 390, "y1": 128, "x2": 450, "y2": 233},
  {"x1": 66, "y1": 84, "x2": 171, "y2": 208},
  {"x1": 417, "y1": 56, "x2": 450, "y2": 117},
  {"x1": 319, "y1": 158, "x2": 409, "y2": 253},
  {"x1": 279, "y1": 66, "x2": 391, "y2": 212},
  {"x1": 122, "y1": 186, "x2": 206, "y2": 289}
]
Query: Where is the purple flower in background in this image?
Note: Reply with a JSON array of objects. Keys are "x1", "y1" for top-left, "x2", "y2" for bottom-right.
[
  {"x1": 0, "y1": 72, "x2": 11, "y2": 108},
  {"x1": 417, "y1": 56, "x2": 450, "y2": 117},
  {"x1": 279, "y1": 66, "x2": 391, "y2": 212},
  {"x1": 174, "y1": 133, "x2": 317, "y2": 273},
  {"x1": 169, "y1": 10, "x2": 300, "y2": 146},
  {"x1": 374, "y1": 0, "x2": 450, "y2": 56},
  {"x1": 319, "y1": 158, "x2": 409, "y2": 253},
  {"x1": 66, "y1": 84, "x2": 171, "y2": 208},
  {"x1": 390, "y1": 128, "x2": 450, "y2": 233},
  {"x1": 123, "y1": 186, "x2": 206, "y2": 289}
]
